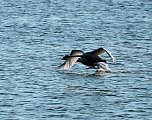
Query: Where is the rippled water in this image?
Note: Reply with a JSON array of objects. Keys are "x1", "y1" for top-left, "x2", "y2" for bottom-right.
[{"x1": 0, "y1": 0, "x2": 152, "y2": 120}]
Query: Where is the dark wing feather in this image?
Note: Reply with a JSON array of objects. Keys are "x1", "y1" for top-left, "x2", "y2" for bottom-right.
[
  {"x1": 70, "y1": 50, "x2": 84, "y2": 55},
  {"x1": 58, "y1": 50, "x2": 84, "y2": 70},
  {"x1": 91, "y1": 47, "x2": 116, "y2": 63},
  {"x1": 91, "y1": 47, "x2": 106, "y2": 55}
]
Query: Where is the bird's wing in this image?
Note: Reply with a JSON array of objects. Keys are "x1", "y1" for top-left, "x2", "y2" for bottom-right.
[
  {"x1": 58, "y1": 50, "x2": 84, "y2": 70},
  {"x1": 91, "y1": 47, "x2": 106, "y2": 55},
  {"x1": 91, "y1": 47, "x2": 116, "y2": 63}
]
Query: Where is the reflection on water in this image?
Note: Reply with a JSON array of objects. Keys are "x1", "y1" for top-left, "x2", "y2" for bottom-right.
[{"x1": 0, "y1": 0, "x2": 152, "y2": 119}]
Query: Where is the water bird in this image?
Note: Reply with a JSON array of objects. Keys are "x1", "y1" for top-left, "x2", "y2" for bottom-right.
[{"x1": 59, "y1": 47, "x2": 116, "y2": 72}]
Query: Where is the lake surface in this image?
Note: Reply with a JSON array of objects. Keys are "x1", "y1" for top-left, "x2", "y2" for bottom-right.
[{"x1": 0, "y1": 0, "x2": 152, "y2": 120}]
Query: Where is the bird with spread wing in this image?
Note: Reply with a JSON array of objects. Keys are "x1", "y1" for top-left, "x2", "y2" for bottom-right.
[{"x1": 58, "y1": 47, "x2": 116, "y2": 72}]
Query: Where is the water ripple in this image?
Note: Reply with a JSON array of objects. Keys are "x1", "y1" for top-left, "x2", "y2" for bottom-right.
[{"x1": 0, "y1": 0, "x2": 152, "y2": 120}]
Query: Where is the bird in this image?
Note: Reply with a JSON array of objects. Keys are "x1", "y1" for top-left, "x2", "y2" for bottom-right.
[{"x1": 58, "y1": 47, "x2": 116, "y2": 72}]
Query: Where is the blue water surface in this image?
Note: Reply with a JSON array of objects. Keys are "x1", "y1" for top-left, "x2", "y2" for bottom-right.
[{"x1": 0, "y1": 0, "x2": 152, "y2": 120}]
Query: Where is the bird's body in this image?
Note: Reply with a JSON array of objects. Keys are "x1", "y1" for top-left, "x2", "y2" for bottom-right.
[
  {"x1": 82, "y1": 53, "x2": 106, "y2": 63},
  {"x1": 58, "y1": 47, "x2": 116, "y2": 72},
  {"x1": 77, "y1": 58, "x2": 95, "y2": 67}
]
